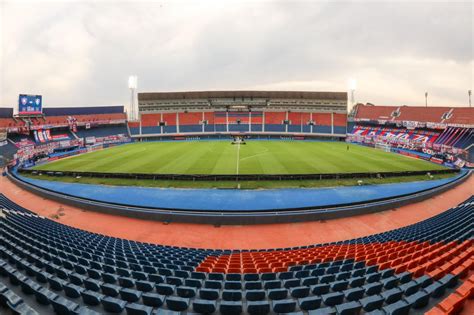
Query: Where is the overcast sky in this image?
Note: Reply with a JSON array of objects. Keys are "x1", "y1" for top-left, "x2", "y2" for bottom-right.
[{"x1": 1, "y1": 0, "x2": 472, "y2": 109}]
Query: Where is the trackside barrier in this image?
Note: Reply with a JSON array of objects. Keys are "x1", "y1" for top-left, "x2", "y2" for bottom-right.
[
  {"x1": 17, "y1": 168, "x2": 458, "y2": 182},
  {"x1": 6, "y1": 167, "x2": 471, "y2": 225}
]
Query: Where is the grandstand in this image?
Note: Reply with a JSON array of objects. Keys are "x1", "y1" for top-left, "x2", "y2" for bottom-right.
[
  {"x1": 351, "y1": 105, "x2": 474, "y2": 125},
  {"x1": 0, "y1": 193, "x2": 472, "y2": 314},
  {"x1": 0, "y1": 106, "x2": 130, "y2": 167},
  {"x1": 129, "y1": 91, "x2": 348, "y2": 137},
  {"x1": 348, "y1": 104, "x2": 474, "y2": 165}
]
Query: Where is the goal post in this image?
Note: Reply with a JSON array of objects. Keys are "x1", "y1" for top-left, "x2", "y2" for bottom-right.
[
  {"x1": 231, "y1": 135, "x2": 246, "y2": 145},
  {"x1": 375, "y1": 142, "x2": 391, "y2": 152}
]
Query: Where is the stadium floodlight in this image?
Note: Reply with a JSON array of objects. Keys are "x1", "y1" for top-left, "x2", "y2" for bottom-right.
[
  {"x1": 128, "y1": 75, "x2": 138, "y2": 89},
  {"x1": 348, "y1": 78, "x2": 357, "y2": 91}
]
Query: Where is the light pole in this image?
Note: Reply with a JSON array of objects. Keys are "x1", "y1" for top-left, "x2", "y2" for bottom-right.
[
  {"x1": 425, "y1": 92, "x2": 428, "y2": 107},
  {"x1": 128, "y1": 76, "x2": 138, "y2": 120},
  {"x1": 348, "y1": 79, "x2": 356, "y2": 136},
  {"x1": 349, "y1": 79, "x2": 356, "y2": 109},
  {"x1": 469, "y1": 90, "x2": 472, "y2": 108}
]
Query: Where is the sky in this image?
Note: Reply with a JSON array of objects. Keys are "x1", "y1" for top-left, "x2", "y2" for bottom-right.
[{"x1": 1, "y1": 0, "x2": 473, "y2": 110}]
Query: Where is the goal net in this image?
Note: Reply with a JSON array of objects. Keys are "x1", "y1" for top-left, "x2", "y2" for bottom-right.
[
  {"x1": 375, "y1": 142, "x2": 391, "y2": 152},
  {"x1": 231, "y1": 136, "x2": 246, "y2": 145}
]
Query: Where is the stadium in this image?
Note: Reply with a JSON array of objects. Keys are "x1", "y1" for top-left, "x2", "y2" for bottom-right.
[
  {"x1": 1, "y1": 1, "x2": 473, "y2": 315},
  {"x1": 0, "y1": 87, "x2": 473, "y2": 315}
]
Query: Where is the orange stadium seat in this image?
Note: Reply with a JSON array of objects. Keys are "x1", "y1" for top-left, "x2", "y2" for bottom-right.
[
  {"x1": 203, "y1": 112, "x2": 215, "y2": 125},
  {"x1": 178, "y1": 112, "x2": 202, "y2": 125},
  {"x1": 354, "y1": 105, "x2": 396, "y2": 121},
  {"x1": 162, "y1": 113, "x2": 177, "y2": 126},
  {"x1": 0, "y1": 118, "x2": 24, "y2": 129},
  {"x1": 264, "y1": 112, "x2": 286, "y2": 124},
  {"x1": 313, "y1": 113, "x2": 331, "y2": 125},
  {"x1": 396, "y1": 106, "x2": 451, "y2": 124},
  {"x1": 448, "y1": 108, "x2": 474, "y2": 125},
  {"x1": 141, "y1": 113, "x2": 162, "y2": 127},
  {"x1": 333, "y1": 113, "x2": 347, "y2": 126}
]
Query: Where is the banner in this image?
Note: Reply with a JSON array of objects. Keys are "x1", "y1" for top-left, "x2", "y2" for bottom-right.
[
  {"x1": 85, "y1": 136, "x2": 96, "y2": 144},
  {"x1": 51, "y1": 134, "x2": 70, "y2": 141},
  {"x1": 0, "y1": 132, "x2": 7, "y2": 146},
  {"x1": 430, "y1": 157, "x2": 444, "y2": 164},
  {"x1": 37, "y1": 130, "x2": 45, "y2": 143},
  {"x1": 33, "y1": 131, "x2": 39, "y2": 142}
]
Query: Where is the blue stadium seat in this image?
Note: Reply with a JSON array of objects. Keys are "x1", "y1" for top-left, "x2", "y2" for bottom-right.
[
  {"x1": 290, "y1": 286, "x2": 310, "y2": 298},
  {"x1": 51, "y1": 296, "x2": 81, "y2": 315},
  {"x1": 142, "y1": 292, "x2": 164, "y2": 307},
  {"x1": 308, "y1": 306, "x2": 337, "y2": 314},
  {"x1": 222, "y1": 289, "x2": 242, "y2": 301},
  {"x1": 322, "y1": 291, "x2": 344, "y2": 306},
  {"x1": 119, "y1": 288, "x2": 142, "y2": 302},
  {"x1": 405, "y1": 290, "x2": 430, "y2": 308},
  {"x1": 34, "y1": 287, "x2": 58, "y2": 305},
  {"x1": 81, "y1": 290, "x2": 104, "y2": 306},
  {"x1": 125, "y1": 302, "x2": 153, "y2": 315},
  {"x1": 381, "y1": 287, "x2": 403, "y2": 304},
  {"x1": 156, "y1": 283, "x2": 175, "y2": 295},
  {"x1": 166, "y1": 296, "x2": 189, "y2": 311},
  {"x1": 344, "y1": 287, "x2": 365, "y2": 301},
  {"x1": 100, "y1": 283, "x2": 120, "y2": 297},
  {"x1": 247, "y1": 300, "x2": 270, "y2": 315},
  {"x1": 360, "y1": 295, "x2": 385, "y2": 312},
  {"x1": 364, "y1": 282, "x2": 383, "y2": 295},
  {"x1": 219, "y1": 300, "x2": 243, "y2": 314},
  {"x1": 193, "y1": 299, "x2": 217, "y2": 313},
  {"x1": 199, "y1": 288, "x2": 219, "y2": 300},
  {"x1": 101, "y1": 296, "x2": 127, "y2": 313},
  {"x1": 383, "y1": 300, "x2": 411, "y2": 315},
  {"x1": 311, "y1": 283, "x2": 330, "y2": 295},
  {"x1": 424, "y1": 281, "x2": 446, "y2": 298},
  {"x1": 335, "y1": 301, "x2": 363, "y2": 315}
]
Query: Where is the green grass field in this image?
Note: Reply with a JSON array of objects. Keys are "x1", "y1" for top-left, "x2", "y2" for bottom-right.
[{"x1": 33, "y1": 141, "x2": 447, "y2": 175}]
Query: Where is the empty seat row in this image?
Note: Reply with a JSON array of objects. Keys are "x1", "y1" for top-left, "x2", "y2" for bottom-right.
[{"x1": 0, "y1": 194, "x2": 473, "y2": 314}]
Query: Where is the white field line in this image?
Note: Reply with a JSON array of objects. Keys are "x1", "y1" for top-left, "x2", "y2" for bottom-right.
[{"x1": 239, "y1": 148, "x2": 269, "y2": 162}]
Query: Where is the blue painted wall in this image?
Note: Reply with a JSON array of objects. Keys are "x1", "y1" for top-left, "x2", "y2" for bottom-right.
[
  {"x1": 0, "y1": 108, "x2": 13, "y2": 118},
  {"x1": 43, "y1": 106, "x2": 124, "y2": 116}
]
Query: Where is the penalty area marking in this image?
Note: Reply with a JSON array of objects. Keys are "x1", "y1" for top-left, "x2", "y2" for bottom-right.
[{"x1": 239, "y1": 148, "x2": 270, "y2": 162}]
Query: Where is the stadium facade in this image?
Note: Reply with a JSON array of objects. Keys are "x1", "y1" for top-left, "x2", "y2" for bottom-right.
[{"x1": 130, "y1": 90, "x2": 348, "y2": 136}]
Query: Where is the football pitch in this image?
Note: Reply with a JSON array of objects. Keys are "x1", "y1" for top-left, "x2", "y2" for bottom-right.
[{"x1": 32, "y1": 141, "x2": 447, "y2": 175}]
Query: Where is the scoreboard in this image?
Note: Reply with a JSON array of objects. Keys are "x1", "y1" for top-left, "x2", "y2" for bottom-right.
[{"x1": 18, "y1": 94, "x2": 42, "y2": 115}]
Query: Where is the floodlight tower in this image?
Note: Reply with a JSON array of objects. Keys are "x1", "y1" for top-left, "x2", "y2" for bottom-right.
[
  {"x1": 128, "y1": 75, "x2": 138, "y2": 120},
  {"x1": 346, "y1": 79, "x2": 357, "y2": 136},
  {"x1": 348, "y1": 78, "x2": 357, "y2": 110}
]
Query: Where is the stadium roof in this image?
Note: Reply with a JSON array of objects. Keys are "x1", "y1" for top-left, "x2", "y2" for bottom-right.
[
  {"x1": 353, "y1": 104, "x2": 474, "y2": 125},
  {"x1": 138, "y1": 91, "x2": 347, "y2": 101}
]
